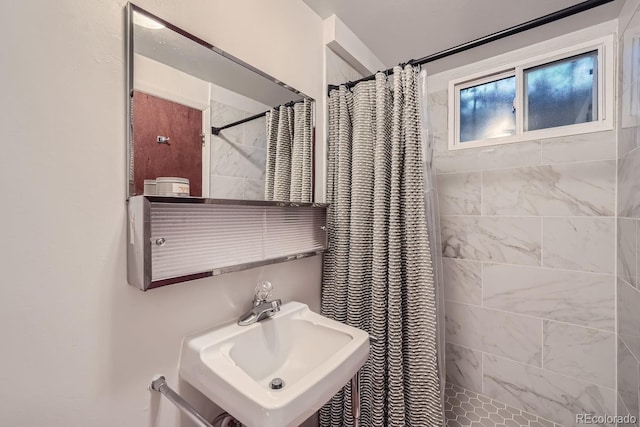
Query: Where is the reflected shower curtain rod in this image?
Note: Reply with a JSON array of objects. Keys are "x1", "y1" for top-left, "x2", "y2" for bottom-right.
[
  {"x1": 327, "y1": 0, "x2": 614, "y2": 94},
  {"x1": 211, "y1": 99, "x2": 305, "y2": 135}
]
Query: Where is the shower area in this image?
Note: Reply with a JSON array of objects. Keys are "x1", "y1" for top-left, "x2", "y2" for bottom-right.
[{"x1": 321, "y1": 0, "x2": 640, "y2": 426}]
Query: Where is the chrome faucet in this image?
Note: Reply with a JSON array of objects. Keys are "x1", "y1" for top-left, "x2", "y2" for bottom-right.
[{"x1": 237, "y1": 281, "x2": 282, "y2": 326}]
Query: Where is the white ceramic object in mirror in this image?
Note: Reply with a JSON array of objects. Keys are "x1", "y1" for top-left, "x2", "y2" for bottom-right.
[{"x1": 179, "y1": 301, "x2": 369, "y2": 427}]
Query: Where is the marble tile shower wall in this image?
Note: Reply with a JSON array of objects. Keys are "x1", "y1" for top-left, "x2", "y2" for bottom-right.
[
  {"x1": 210, "y1": 99, "x2": 267, "y2": 200},
  {"x1": 430, "y1": 89, "x2": 618, "y2": 426},
  {"x1": 616, "y1": 4, "x2": 640, "y2": 424}
]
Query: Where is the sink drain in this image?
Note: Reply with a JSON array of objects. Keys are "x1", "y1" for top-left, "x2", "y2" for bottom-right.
[{"x1": 269, "y1": 377, "x2": 285, "y2": 390}]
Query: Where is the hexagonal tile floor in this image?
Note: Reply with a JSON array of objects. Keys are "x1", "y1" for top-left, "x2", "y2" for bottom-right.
[{"x1": 444, "y1": 383, "x2": 563, "y2": 427}]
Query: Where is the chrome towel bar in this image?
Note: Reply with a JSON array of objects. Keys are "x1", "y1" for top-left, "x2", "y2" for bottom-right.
[
  {"x1": 151, "y1": 372, "x2": 362, "y2": 426},
  {"x1": 150, "y1": 375, "x2": 215, "y2": 427}
]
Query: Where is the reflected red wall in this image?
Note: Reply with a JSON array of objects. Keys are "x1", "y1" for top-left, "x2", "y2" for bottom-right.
[{"x1": 133, "y1": 91, "x2": 203, "y2": 196}]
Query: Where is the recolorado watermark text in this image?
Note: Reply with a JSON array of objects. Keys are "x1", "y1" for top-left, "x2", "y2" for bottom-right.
[{"x1": 576, "y1": 413, "x2": 637, "y2": 424}]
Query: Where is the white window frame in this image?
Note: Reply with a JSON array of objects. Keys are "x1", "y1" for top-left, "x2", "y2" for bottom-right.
[{"x1": 448, "y1": 34, "x2": 614, "y2": 150}]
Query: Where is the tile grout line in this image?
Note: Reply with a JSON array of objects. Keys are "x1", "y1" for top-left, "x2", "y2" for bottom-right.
[
  {"x1": 480, "y1": 168, "x2": 484, "y2": 217},
  {"x1": 449, "y1": 337, "x2": 615, "y2": 390},
  {"x1": 541, "y1": 318, "x2": 545, "y2": 370},
  {"x1": 539, "y1": 140, "x2": 543, "y2": 170},
  {"x1": 636, "y1": 219, "x2": 639, "y2": 420},
  {"x1": 440, "y1": 214, "x2": 617, "y2": 219},
  {"x1": 541, "y1": 216, "x2": 545, "y2": 268},
  {"x1": 614, "y1": 121, "x2": 619, "y2": 418},
  {"x1": 635, "y1": 217, "x2": 638, "y2": 292},
  {"x1": 481, "y1": 349, "x2": 484, "y2": 395},
  {"x1": 449, "y1": 324, "x2": 617, "y2": 387},
  {"x1": 486, "y1": 352, "x2": 618, "y2": 393},
  {"x1": 615, "y1": 149, "x2": 619, "y2": 417},
  {"x1": 480, "y1": 261, "x2": 484, "y2": 308},
  {"x1": 444, "y1": 299, "x2": 616, "y2": 334},
  {"x1": 441, "y1": 256, "x2": 617, "y2": 276},
  {"x1": 435, "y1": 156, "x2": 618, "y2": 176}
]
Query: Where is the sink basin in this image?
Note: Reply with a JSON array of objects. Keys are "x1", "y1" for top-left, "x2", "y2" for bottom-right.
[{"x1": 179, "y1": 301, "x2": 370, "y2": 427}]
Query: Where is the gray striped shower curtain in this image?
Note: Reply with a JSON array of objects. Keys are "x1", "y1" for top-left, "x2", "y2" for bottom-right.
[
  {"x1": 321, "y1": 65, "x2": 444, "y2": 426},
  {"x1": 264, "y1": 98, "x2": 313, "y2": 202}
]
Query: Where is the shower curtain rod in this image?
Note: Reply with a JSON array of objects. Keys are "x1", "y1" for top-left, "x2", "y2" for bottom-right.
[
  {"x1": 211, "y1": 98, "x2": 305, "y2": 135},
  {"x1": 327, "y1": 0, "x2": 614, "y2": 93}
]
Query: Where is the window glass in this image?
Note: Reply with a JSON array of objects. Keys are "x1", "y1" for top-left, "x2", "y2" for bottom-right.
[
  {"x1": 459, "y1": 76, "x2": 516, "y2": 142},
  {"x1": 524, "y1": 51, "x2": 598, "y2": 131}
]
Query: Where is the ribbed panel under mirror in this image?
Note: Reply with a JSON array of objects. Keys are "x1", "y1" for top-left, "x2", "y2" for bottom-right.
[
  {"x1": 263, "y1": 207, "x2": 327, "y2": 258},
  {"x1": 149, "y1": 202, "x2": 327, "y2": 282}
]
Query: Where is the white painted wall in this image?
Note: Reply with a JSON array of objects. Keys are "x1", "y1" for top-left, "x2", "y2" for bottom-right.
[
  {"x1": 427, "y1": 19, "x2": 619, "y2": 92},
  {"x1": 0, "y1": 1, "x2": 324, "y2": 426},
  {"x1": 134, "y1": 53, "x2": 271, "y2": 115},
  {"x1": 323, "y1": 15, "x2": 384, "y2": 77},
  {"x1": 134, "y1": 54, "x2": 211, "y2": 110},
  {"x1": 326, "y1": 48, "x2": 365, "y2": 86}
]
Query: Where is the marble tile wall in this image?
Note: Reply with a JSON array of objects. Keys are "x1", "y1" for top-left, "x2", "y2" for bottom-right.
[
  {"x1": 617, "y1": 4, "x2": 640, "y2": 424},
  {"x1": 210, "y1": 99, "x2": 267, "y2": 200},
  {"x1": 431, "y1": 88, "x2": 618, "y2": 426}
]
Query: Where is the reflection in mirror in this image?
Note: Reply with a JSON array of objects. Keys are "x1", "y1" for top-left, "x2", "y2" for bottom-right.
[{"x1": 127, "y1": 4, "x2": 315, "y2": 202}]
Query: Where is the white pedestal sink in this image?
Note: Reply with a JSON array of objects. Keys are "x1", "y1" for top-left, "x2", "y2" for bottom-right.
[{"x1": 179, "y1": 301, "x2": 370, "y2": 427}]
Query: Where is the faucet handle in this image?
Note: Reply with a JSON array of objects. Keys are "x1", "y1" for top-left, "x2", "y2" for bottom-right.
[{"x1": 254, "y1": 280, "x2": 273, "y2": 303}]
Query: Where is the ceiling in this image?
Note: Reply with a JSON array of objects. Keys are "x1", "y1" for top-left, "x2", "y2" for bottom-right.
[{"x1": 303, "y1": 0, "x2": 625, "y2": 72}]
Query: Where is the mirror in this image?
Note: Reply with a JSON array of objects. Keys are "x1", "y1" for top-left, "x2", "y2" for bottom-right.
[{"x1": 127, "y1": 4, "x2": 315, "y2": 202}]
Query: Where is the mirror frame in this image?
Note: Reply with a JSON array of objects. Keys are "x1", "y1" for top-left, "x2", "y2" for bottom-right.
[{"x1": 126, "y1": 2, "x2": 315, "y2": 200}]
